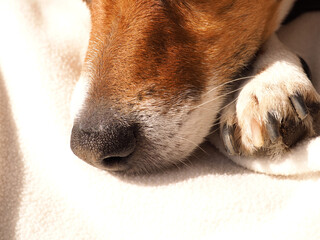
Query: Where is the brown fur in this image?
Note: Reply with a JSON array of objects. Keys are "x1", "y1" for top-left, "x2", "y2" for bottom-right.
[
  {"x1": 71, "y1": 0, "x2": 290, "y2": 173},
  {"x1": 84, "y1": 0, "x2": 281, "y2": 109}
]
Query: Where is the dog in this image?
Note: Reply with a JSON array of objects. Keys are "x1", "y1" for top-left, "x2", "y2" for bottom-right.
[{"x1": 70, "y1": 0, "x2": 320, "y2": 174}]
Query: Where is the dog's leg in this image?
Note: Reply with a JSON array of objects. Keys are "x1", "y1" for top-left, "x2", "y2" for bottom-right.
[{"x1": 217, "y1": 33, "x2": 320, "y2": 157}]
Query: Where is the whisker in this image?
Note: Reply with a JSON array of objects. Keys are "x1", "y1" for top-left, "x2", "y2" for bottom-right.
[
  {"x1": 191, "y1": 93, "x2": 240, "y2": 112},
  {"x1": 219, "y1": 95, "x2": 239, "y2": 111},
  {"x1": 206, "y1": 96, "x2": 239, "y2": 136},
  {"x1": 211, "y1": 97, "x2": 238, "y2": 125},
  {"x1": 208, "y1": 126, "x2": 220, "y2": 136},
  {"x1": 178, "y1": 158, "x2": 191, "y2": 168},
  {"x1": 204, "y1": 75, "x2": 254, "y2": 97},
  {"x1": 191, "y1": 85, "x2": 244, "y2": 110},
  {"x1": 176, "y1": 136, "x2": 209, "y2": 156},
  {"x1": 185, "y1": 156, "x2": 194, "y2": 165},
  {"x1": 184, "y1": 153, "x2": 199, "y2": 167}
]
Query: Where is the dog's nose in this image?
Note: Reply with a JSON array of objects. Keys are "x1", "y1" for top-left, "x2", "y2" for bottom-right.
[{"x1": 70, "y1": 118, "x2": 136, "y2": 171}]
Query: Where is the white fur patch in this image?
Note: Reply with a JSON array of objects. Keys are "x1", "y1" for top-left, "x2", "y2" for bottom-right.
[{"x1": 70, "y1": 73, "x2": 90, "y2": 122}]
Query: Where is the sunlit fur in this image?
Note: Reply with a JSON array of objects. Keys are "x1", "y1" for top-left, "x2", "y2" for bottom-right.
[{"x1": 72, "y1": 0, "x2": 295, "y2": 174}]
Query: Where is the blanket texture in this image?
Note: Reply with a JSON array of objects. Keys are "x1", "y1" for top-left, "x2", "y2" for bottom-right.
[{"x1": 0, "y1": 0, "x2": 319, "y2": 239}]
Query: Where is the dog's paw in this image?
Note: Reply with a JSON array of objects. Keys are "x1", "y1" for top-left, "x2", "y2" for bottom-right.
[{"x1": 220, "y1": 57, "x2": 320, "y2": 156}]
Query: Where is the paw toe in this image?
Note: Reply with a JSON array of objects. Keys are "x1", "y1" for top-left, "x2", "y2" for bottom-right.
[{"x1": 250, "y1": 118, "x2": 264, "y2": 148}]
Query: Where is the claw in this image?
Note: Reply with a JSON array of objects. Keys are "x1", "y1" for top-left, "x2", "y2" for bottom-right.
[
  {"x1": 289, "y1": 94, "x2": 308, "y2": 120},
  {"x1": 222, "y1": 124, "x2": 238, "y2": 155},
  {"x1": 299, "y1": 56, "x2": 312, "y2": 80},
  {"x1": 266, "y1": 112, "x2": 280, "y2": 143}
]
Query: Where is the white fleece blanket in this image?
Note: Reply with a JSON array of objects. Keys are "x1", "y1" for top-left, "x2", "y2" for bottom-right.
[{"x1": 1, "y1": 1, "x2": 320, "y2": 239}]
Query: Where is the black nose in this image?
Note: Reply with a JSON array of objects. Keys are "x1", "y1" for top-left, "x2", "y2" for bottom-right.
[{"x1": 70, "y1": 117, "x2": 136, "y2": 171}]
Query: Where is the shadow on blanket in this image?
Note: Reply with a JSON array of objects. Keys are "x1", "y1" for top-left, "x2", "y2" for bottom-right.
[
  {"x1": 111, "y1": 142, "x2": 249, "y2": 186},
  {"x1": 113, "y1": 141, "x2": 320, "y2": 187},
  {"x1": 0, "y1": 70, "x2": 24, "y2": 239}
]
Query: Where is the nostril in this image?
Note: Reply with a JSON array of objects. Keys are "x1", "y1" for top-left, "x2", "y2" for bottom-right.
[{"x1": 99, "y1": 140, "x2": 135, "y2": 170}]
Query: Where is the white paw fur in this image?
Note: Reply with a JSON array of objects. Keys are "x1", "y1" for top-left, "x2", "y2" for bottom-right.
[{"x1": 210, "y1": 33, "x2": 320, "y2": 175}]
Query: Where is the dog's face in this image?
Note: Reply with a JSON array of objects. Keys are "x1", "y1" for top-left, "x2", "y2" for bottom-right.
[{"x1": 71, "y1": 0, "x2": 283, "y2": 174}]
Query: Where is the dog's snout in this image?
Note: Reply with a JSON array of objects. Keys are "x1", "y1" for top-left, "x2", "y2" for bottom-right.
[{"x1": 70, "y1": 117, "x2": 136, "y2": 171}]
